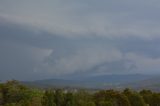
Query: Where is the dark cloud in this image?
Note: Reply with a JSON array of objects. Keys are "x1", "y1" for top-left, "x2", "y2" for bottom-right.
[
  {"x1": 1, "y1": 0, "x2": 160, "y2": 80},
  {"x1": 0, "y1": 20, "x2": 53, "y2": 80},
  {"x1": 1, "y1": 19, "x2": 160, "y2": 81},
  {"x1": 115, "y1": 37, "x2": 160, "y2": 58}
]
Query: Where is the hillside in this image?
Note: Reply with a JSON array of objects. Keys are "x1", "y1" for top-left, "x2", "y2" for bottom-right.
[{"x1": 22, "y1": 74, "x2": 156, "y2": 89}]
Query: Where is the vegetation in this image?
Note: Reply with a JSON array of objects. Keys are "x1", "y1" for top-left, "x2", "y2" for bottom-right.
[{"x1": 0, "y1": 80, "x2": 160, "y2": 106}]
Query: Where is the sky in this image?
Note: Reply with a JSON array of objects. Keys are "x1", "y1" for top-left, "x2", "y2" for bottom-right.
[{"x1": 1, "y1": 0, "x2": 160, "y2": 81}]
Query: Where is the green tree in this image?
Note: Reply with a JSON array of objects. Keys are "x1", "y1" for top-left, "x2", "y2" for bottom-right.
[
  {"x1": 99, "y1": 101, "x2": 113, "y2": 106},
  {"x1": 54, "y1": 89, "x2": 65, "y2": 106},
  {"x1": 123, "y1": 88, "x2": 146, "y2": 106},
  {"x1": 140, "y1": 90, "x2": 152, "y2": 106},
  {"x1": 86, "y1": 101, "x2": 96, "y2": 106},
  {"x1": 150, "y1": 93, "x2": 160, "y2": 106},
  {"x1": 74, "y1": 90, "x2": 94, "y2": 106},
  {"x1": 41, "y1": 90, "x2": 56, "y2": 106},
  {"x1": 94, "y1": 90, "x2": 130, "y2": 106},
  {"x1": 65, "y1": 92, "x2": 75, "y2": 106},
  {"x1": 0, "y1": 80, "x2": 32, "y2": 105}
]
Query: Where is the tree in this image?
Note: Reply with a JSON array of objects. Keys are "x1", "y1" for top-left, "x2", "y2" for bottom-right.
[
  {"x1": 74, "y1": 90, "x2": 94, "y2": 106},
  {"x1": 123, "y1": 88, "x2": 146, "y2": 106},
  {"x1": 41, "y1": 90, "x2": 56, "y2": 106},
  {"x1": 99, "y1": 101, "x2": 113, "y2": 106},
  {"x1": 149, "y1": 93, "x2": 160, "y2": 106},
  {"x1": 0, "y1": 80, "x2": 32, "y2": 105},
  {"x1": 94, "y1": 90, "x2": 130, "y2": 106},
  {"x1": 54, "y1": 89, "x2": 65, "y2": 106},
  {"x1": 65, "y1": 92, "x2": 75, "y2": 106}
]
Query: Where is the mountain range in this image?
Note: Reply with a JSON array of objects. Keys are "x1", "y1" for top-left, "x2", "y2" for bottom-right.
[{"x1": 22, "y1": 74, "x2": 160, "y2": 91}]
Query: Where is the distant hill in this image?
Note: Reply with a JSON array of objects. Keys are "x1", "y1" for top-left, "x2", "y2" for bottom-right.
[
  {"x1": 122, "y1": 76, "x2": 160, "y2": 91},
  {"x1": 22, "y1": 74, "x2": 159, "y2": 90}
]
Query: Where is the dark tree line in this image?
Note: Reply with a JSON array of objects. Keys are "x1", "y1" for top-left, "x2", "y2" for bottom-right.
[{"x1": 0, "y1": 80, "x2": 160, "y2": 106}]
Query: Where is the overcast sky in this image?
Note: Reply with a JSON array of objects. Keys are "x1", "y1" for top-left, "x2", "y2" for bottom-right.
[{"x1": 1, "y1": 0, "x2": 160, "y2": 81}]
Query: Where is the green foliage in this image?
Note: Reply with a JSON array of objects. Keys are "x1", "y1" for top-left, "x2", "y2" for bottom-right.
[
  {"x1": 0, "y1": 80, "x2": 43, "y2": 106},
  {"x1": 140, "y1": 90, "x2": 160, "y2": 106},
  {"x1": 94, "y1": 90, "x2": 130, "y2": 106},
  {"x1": 0, "y1": 80, "x2": 160, "y2": 106},
  {"x1": 65, "y1": 92, "x2": 75, "y2": 106},
  {"x1": 96, "y1": 101, "x2": 111, "y2": 106},
  {"x1": 0, "y1": 80, "x2": 31, "y2": 105},
  {"x1": 54, "y1": 89, "x2": 65, "y2": 106},
  {"x1": 41, "y1": 90, "x2": 56, "y2": 106},
  {"x1": 73, "y1": 90, "x2": 95, "y2": 106},
  {"x1": 123, "y1": 88, "x2": 146, "y2": 106}
]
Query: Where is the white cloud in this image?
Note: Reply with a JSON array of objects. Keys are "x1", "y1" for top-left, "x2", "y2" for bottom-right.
[{"x1": 36, "y1": 47, "x2": 122, "y2": 76}]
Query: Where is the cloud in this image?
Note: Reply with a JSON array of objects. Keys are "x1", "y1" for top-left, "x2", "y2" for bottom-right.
[
  {"x1": 36, "y1": 47, "x2": 123, "y2": 76},
  {"x1": 1, "y1": 0, "x2": 160, "y2": 39},
  {"x1": 0, "y1": 40, "x2": 52, "y2": 81},
  {"x1": 125, "y1": 53, "x2": 160, "y2": 74},
  {"x1": 1, "y1": 18, "x2": 160, "y2": 80},
  {"x1": 1, "y1": 0, "x2": 160, "y2": 80}
]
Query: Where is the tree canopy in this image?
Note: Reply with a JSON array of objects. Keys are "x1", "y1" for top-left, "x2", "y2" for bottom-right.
[{"x1": 0, "y1": 80, "x2": 160, "y2": 106}]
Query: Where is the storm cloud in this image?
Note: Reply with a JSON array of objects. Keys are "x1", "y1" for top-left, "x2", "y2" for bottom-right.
[{"x1": 0, "y1": 0, "x2": 160, "y2": 80}]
